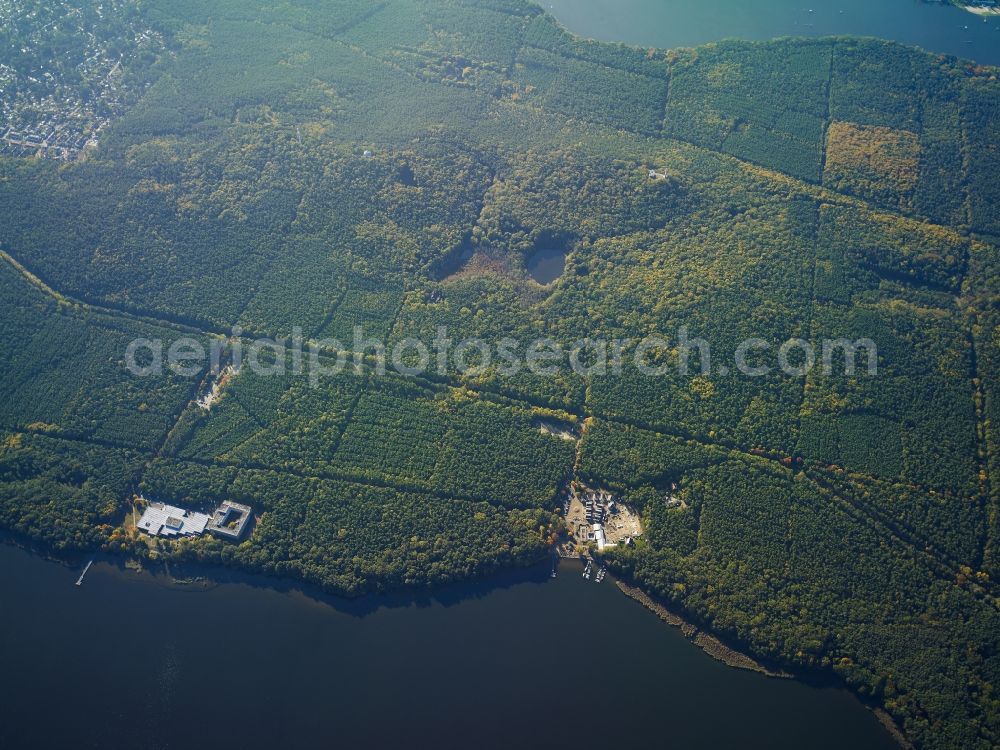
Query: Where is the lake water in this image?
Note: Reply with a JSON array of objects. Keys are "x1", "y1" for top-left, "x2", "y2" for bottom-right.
[
  {"x1": 0, "y1": 542, "x2": 897, "y2": 749},
  {"x1": 526, "y1": 247, "x2": 568, "y2": 284},
  {"x1": 547, "y1": 0, "x2": 1000, "y2": 66}
]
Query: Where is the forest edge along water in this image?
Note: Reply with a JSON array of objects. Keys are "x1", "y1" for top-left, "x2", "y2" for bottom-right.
[{"x1": 546, "y1": 0, "x2": 1000, "y2": 66}]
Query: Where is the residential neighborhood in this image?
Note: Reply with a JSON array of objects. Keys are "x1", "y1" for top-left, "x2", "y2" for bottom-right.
[{"x1": 0, "y1": 0, "x2": 163, "y2": 160}]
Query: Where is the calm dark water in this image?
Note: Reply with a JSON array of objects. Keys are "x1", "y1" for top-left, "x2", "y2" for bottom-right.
[
  {"x1": 547, "y1": 0, "x2": 1000, "y2": 66},
  {"x1": 526, "y1": 248, "x2": 567, "y2": 284},
  {"x1": 0, "y1": 543, "x2": 897, "y2": 750}
]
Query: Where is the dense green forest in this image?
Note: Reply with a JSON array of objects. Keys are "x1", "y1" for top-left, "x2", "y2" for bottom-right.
[{"x1": 0, "y1": 1, "x2": 998, "y2": 747}]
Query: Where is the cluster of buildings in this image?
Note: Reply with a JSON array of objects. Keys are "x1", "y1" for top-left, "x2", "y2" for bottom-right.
[
  {"x1": 561, "y1": 482, "x2": 646, "y2": 557},
  {"x1": 582, "y1": 488, "x2": 614, "y2": 525},
  {"x1": 582, "y1": 489, "x2": 616, "y2": 550},
  {"x1": 1, "y1": 120, "x2": 97, "y2": 160},
  {"x1": 568, "y1": 486, "x2": 622, "y2": 552},
  {"x1": 0, "y1": 0, "x2": 164, "y2": 160},
  {"x1": 136, "y1": 499, "x2": 253, "y2": 542}
]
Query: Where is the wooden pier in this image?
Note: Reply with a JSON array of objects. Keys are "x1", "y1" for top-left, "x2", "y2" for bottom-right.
[{"x1": 75, "y1": 559, "x2": 94, "y2": 587}]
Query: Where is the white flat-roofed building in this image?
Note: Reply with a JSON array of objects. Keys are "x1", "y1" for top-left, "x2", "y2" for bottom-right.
[
  {"x1": 137, "y1": 501, "x2": 210, "y2": 538},
  {"x1": 593, "y1": 523, "x2": 608, "y2": 551}
]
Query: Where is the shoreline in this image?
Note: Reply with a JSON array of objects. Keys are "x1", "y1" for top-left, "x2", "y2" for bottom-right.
[
  {"x1": 615, "y1": 579, "x2": 912, "y2": 748},
  {"x1": 0, "y1": 531, "x2": 558, "y2": 614},
  {"x1": 873, "y1": 708, "x2": 916, "y2": 750},
  {"x1": 956, "y1": 3, "x2": 1000, "y2": 17},
  {"x1": 615, "y1": 580, "x2": 792, "y2": 678}
]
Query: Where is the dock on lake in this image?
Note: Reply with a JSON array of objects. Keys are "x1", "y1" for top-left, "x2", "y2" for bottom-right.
[{"x1": 75, "y1": 559, "x2": 94, "y2": 587}]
